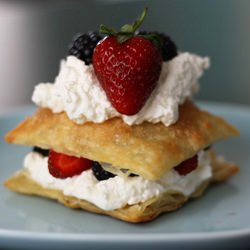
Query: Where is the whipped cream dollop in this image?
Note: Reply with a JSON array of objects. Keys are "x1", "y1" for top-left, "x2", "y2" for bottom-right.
[
  {"x1": 23, "y1": 151, "x2": 212, "y2": 211},
  {"x1": 32, "y1": 53, "x2": 209, "y2": 126}
]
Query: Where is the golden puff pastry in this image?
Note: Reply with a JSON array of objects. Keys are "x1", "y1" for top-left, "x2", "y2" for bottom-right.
[
  {"x1": 4, "y1": 100, "x2": 239, "y2": 223},
  {"x1": 4, "y1": 151, "x2": 239, "y2": 223},
  {"x1": 5, "y1": 101, "x2": 238, "y2": 181}
]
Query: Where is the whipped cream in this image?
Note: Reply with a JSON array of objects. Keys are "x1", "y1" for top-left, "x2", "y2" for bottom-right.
[
  {"x1": 23, "y1": 151, "x2": 212, "y2": 211},
  {"x1": 32, "y1": 53, "x2": 209, "y2": 126}
]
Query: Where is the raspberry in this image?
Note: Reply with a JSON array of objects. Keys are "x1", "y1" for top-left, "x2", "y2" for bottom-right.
[{"x1": 68, "y1": 31, "x2": 103, "y2": 65}]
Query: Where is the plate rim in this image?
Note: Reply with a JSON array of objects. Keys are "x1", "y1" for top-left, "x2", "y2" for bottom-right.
[{"x1": 0, "y1": 228, "x2": 250, "y2": 241}]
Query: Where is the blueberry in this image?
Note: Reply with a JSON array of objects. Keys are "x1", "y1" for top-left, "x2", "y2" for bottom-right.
[
  {"x1": 92, "y1": 162, "x2": 115, "y2": 181},
  {"x1": 32, "y1": 146, "x2": 49, "y2": 157}
]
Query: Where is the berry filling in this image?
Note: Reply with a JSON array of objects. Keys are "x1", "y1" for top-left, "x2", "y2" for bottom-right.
[
  {"x1": 33, "y1": 149, "x2": 200, "y2": 179},
  {"x1": 92, "y1": 162, "x2": 115, "y2": 181},
  {"x1": 174, "y1": 155, "x2": 198, "y2": 176},
  {"x1": 48, "y1": 150, "x2": 93, "y2": 179},
  {"x1": 33, "y1": 146, "x2": 49, "y2": 157}
]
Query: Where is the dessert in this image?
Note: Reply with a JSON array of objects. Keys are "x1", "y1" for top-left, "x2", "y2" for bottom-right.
[{"x1": 4, "y1": 9, "x2": 239, "y2": 223}]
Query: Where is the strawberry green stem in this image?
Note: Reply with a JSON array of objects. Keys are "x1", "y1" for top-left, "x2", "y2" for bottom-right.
[{"x1": 99, "y1": 8, "x2": 148, "y2": 43}]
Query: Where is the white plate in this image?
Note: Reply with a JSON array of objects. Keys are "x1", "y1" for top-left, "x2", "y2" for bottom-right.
[{"x1": 0, "y1": 102, "x2": 249, "y2": 250}]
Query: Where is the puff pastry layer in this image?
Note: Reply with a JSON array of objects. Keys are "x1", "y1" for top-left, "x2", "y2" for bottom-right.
[
  {"x1": 5, "y1": 101, "x2": 239, "y2": 180},
  {"x1": 4, "y1": 151, "x2": 239, "y2": 223}
]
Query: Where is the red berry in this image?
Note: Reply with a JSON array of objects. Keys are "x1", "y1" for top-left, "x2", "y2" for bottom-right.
[
  {"x1": 48, "y1": 150, "x2": 93, "y2": 179},
  {"x1": 93, "y1": 36, "x2": 162, "y2": 115},
  {"x1": 174, "y1": 155, "x2": 198, "y2": 176}
]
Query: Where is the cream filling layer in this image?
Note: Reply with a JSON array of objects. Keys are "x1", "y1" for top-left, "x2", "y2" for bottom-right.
[{"x1": 23, "y1": 151, "x2": 212, "y2": 211}]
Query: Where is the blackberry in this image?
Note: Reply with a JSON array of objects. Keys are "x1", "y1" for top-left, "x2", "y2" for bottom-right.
[
  {"x1": 33, "y1": 146, "x2": 49, "y2": 157},
  {"x1": 68, "y1": 31, "x2": 103, "y2": 65},
  {"x1": 138, "y1": 31, "x2": 178, "y2": 61},
  {"x1": 160, "y1": 33, "x2": 178, "y2": 61},
  {"x1": 92, "y1": 162, "x2": 115, "y2": 181}
]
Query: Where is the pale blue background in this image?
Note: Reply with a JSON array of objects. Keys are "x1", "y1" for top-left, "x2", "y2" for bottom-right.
[{"x1": 0, "y1": 0, "x2": 249, "y2": 106}]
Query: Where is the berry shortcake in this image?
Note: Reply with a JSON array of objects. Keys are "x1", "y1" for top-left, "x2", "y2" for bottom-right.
[{"x1": 4, "y1": 9, "x2": 239, "y2": 223}]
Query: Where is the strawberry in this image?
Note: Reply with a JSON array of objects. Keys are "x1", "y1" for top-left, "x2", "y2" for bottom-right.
[
  {"x1": 174, "y1": 155, "x2": 198, "y2": 176},
  {"x1": 48, "y1": 150, "x2": 93, "y2": 179},
  {"x1": 93, "y1": 8, "x2": 163, "y2": 115}
]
